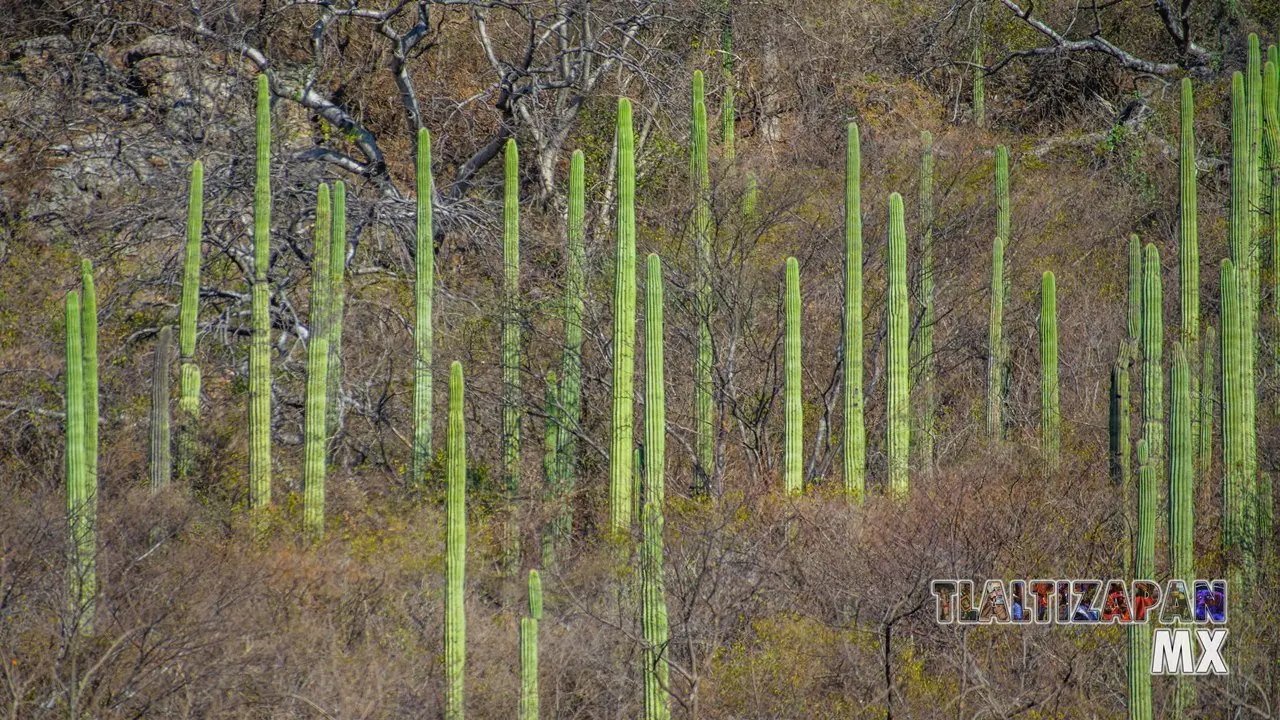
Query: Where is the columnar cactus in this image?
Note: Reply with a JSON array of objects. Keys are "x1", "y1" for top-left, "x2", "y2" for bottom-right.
[
  {"x1": 1127, "y1": 439, "x2": 1154, "y2": 720},
  {"x1": 178, "y1": 161, "x2": 202, "y2": 479},
  {"x1": 642, "y1": 255, "x2": 669, "y2": 720},
  {"x1": 1268, "y1": 60, "x2": 1280, "y2": 418},
  {"x1": 445, "y1": 361, "x2": 467, "y2": 720},
  {"x1": 1244, "y1": 39, "x2": 1260, "y2": 498},
  {"x1": 249, "y1": 74, "x2": 272, "y2": 509},
  {"x1": 1170, "y1": 343, "x2": 1195, "y2": 717},
  {"x1": 540, "y1": 373, "x2": 560, "y2": 565},
  {"x1": 1109, "y1": 343, "x2": 1131, "y2": 488},
  {"x1": 986, "y1": 146, "x2": 1009, "y2": 438},
  {"x1": 327, "y1": 180, "x2": 346, "y2": 442},
  {"x1": 1127, "y1": 234, "x2": 1141, "y2": 355},
  {"x1": 610, "y1": 98, "x2": 637, "y2": 533},
  {"x1": 1220, "y1": 261, "x2": 1251, "y2": 570},
  {"x1": 519, "y1": 569, "x2": 541, "y2": 720},
  {"x1": 691, "y1": 71, "x2": 714, "y2": 496},
  {"x1": 413, "y1": 128, "x2": 434, "y2": 484},
  {"x1": 149, "y1": 325, "x2": 173, "y2": 494},
  {"x1": 550, "y1": 151, "x2": 584, "y2": 547},
  {"x1": 972, "y1": 43, "x2": 985, "y2": 127},
  {"x1": 1179, "y1": 79, "x2": 1199, "y2": 469},
  {"x1": 916, "y1": 131, "x2": 935, "y2": 470},
  {"x1": 303, "y1": 184, "x2": 331, "y2": 539},
  {"x1": 1040, "y1": 271, "x2": 1059, "y2": 473},
  {"x1": 783, "y1": 257, "x2": 803, "y2": 495},
  {"x1": 65, "y1": 291, "x2": 95, "y2": 630},
  {"x1": 501, "y1": 139, "x2": 523, "y2": 564},
  {"x1": 1141, "y1": 244, "x2": 1164, "y2": 485},
  {"x1": 843, "y1": 123, "x2": 865, "y2": 502},
  {"x1": 742, "y1": 174, "x2": 758, "y2": 221},
  {"x1": 1230, "y1": 69, "x2": 1259, "y2": 516},
  {"x1": 79, "y1": 261, "x2": 98, "y2": 523},
  {"x1": 1199, "y1": 324, "x2": 1216, "y2": 475},
  {"x1": 887, "y1": 193, "x2": 910, "y2": 498}
]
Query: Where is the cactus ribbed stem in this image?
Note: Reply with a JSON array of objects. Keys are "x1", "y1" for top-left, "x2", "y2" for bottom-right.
[
  {"x1": 66, "y1": 291, "x2": 94, "y2": 631},
  {"x1": 249, "y1": 74, "x2": 272, "y2": 508},
  {"x1": 1169, "y1": 341, "x2": 1195, "y2": 717},
  {"x1": 1268, "y1": 59, "x2": 1280, "y2": 420},
  {"x1": 1127, "y1": 234, "x2": 1141, "y2": 353},
  {"x1": 327, "y1": 180, "x2": 346, "y2": 444},
  {"x1": 742, "y1": 174, "x2": 758, "y2": 221},
  {"x1": 549, "y1": 151, "x2": 584, "y2": 551},
  {"x1": 1244, "y1": 40, "x2": 1260, "y2": 516},
  {"x1": 1040, "y1": 271, "x2": 1059, "y2": 473},
  {"x1": 1221, "y1": 261, "x2": 1250, "y2": 570},
  {"x1": 178, "y1": 161, "x2": 202, "y2": 480},
  {"x1": 986, "y1": 147, "x2": 1009, "y2": 438},
  {"x1": 642, "y1": 256, "x2": 670, "y2": 720},
  {"x1": 887, "y1": 193, "x2": 910, "y2": 498},
  {"x1": 445, "y1": 362, "x2": 467, "y2": 720},
  {"x1": 783, "y1": 257, "x2": 803, "y2": 495},
  {"x1": 843, "y1": 123, "x2": 865, "y2": 502},
  {"x1": 1179, "y1": 79, "x2": 1200, "y2": 476},
  {"x1": 645, "y1": 254, "x2": 666, "y2": 511},
  {"x1": 501, "y1": 139, "x2": 522, "y2": 566},
  {"x1": 413, "y1": 128, "x2": 435, "y2": 483},
  {"x1": 303, "y1": 184, "x2": 331, "y2": 539},
  {"x1": 519, "y1": 569, "x2": 541, "y2": 720},
  {"x1": 1200, "y1": 324, "x2": 1216, "y2": 475},
  {"x1": 149, "y1": 326, "x2": 172, "y2": 492},
  {"x1": 1141, "y1": 243, "x2": 1164, "y2": 492},
  {"x1": 79, "y1": 261, "x2": 98, "y2": 527},
  {"x1": 1127, "y1": 438, "x2": 1154, "y2": 720},
  {"x1": 1110, "y1": 343, "x2": 1131, "y2": 488},
  {"x1": 610, "y1": 98, "x2": 637, "y2": 533},
  {"x1": 692, "y1": 71, "x2": 714, "y2": 496},
  {"x1": 916, "y1": 131, "x2": 935, "y2": 471}
]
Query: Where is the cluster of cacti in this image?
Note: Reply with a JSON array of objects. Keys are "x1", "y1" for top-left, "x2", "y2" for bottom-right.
[
  {"x1": 65, "y1": 290, "x2": 95, "y2": 631},
  {"x1": 1039, "y1": 271, "x2": 1059, "y2": 473},
  {"x1": 783, "y1": 257, "x2": 803, "y2": 495},
  {"x1": 502, "y1": 139, "x2": 523, "y2": 566},
  {"x1": 843, "y1": 123, "x2": 865, "y2": 502},
  {"x1": 303, "y1": 184, "x2": 332, "y2": 539},
  {"x1": 1169, "y1": 342, "x2": 1195, "y2": 717},
  {"x1": 886, "y1": 194, "x2": 910, "y2": 498},
  {"x1": 915, "y1": 131, "x2": 935, "y2": 470},
  {"x1": 150, "y1": 326, "x2": 173, "y2": 493},
  {"x1": 691, "y1": 71, "x2": 714, "y2": 496},
  {"x1": 445, "y1": 361, "x2": 467, "y2": 720},
  {"x1": 413, "y1": 128, "x2": 435, "y2": 484},
  {"x1": 249, "y1": 74, "x2": 273, "y2": 509},
  {"x1": 327, "y1": 180, "x2": 347, "y2": 444},
  {"x1": 641, "y1": 254, "x2": 670, "y2": 720},
  {"x1": 178, "y1": 161, "x2": 202, "y2": 479},
  {"x1": 519, "y1": 569, "x2": 541, "y2": 720},
  {"x1": 1127, "y1": 438, "x2": 1154, "y2": 720},
  {"x1": 610, "y1": 98, "x2": 637, "y2": 534},
  {"x1": 986, "y1": 146, "x2": 1008, "y2": 439}
]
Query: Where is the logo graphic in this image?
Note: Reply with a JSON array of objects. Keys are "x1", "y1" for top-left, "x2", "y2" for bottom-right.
[{"x1": 1151, "y1": 628, "x2": 1228, "y2": 676}]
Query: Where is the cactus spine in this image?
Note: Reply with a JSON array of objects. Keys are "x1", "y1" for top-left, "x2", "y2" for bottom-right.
[
  {"x1": 65, "y1": 291, "x2": 95, "y2": 630},
  {"x1": 149, "y1": 325, "x2": 173, "y2": 493},
  {"x1": 249, "y1": 74, "x2": 272, "y2": 508},
  {"x1": 1200, "y1": 324, "x2": 1216, "y2": 475},
  {"x1": 692, "y1": 71, "x2": 714, "y2": 496},
  {"x1": 79, "y1": 261, "x2": 98, "y2": 525},
  {"x1": 1110, "y1": 344, "x2": 1131, "y2": 488},
  {"x1": 303, "y1": 184, "x2": 331, "y2": 539},
  {"x1": 1169, "y1": 342, "x2": 1194, "y2": 715},
  {"x1": 642, "y1": 255, "x2": 670, "y2": 720},
  {"x1": 501, "y1": 139, "x2": 522, "y2": 565},
  {"x1": 1141, "y1": 243, "x2": 1164, "y2": 488},
  {"x1": 327, "y1": 180, "x2": 346, "y2": 443},
  {"x1": 1127, "y1": 438, "x2": 1154, "y2": 720},
  {"x1": 1221, "y1": 261, "x2": 1251, "y2": 570},
  {"x1": 1179, "y1": 79, "x2": 1199, "y2": 473},
  {"x1": 177, "y1": 161, "x2": 202, "y2": 480},
  {"x1": 844, "y1": 123, "x2": 865, "y2": 501},
  {"x1": 413, "y1": 128, "x2": 435, "y2": 483},
  {"x1": 519, "y1": 569, "x2": 541, "y2": 720},
  {"x1": 783, "y1": 257, "x2": 803, "y2": 495},
  {"x1": 986, "y1": 146, "x2": 1009, "y2": 438},
  {"x1": 610, "y1": 99, "x2": 637, "y2": 533},
  {"x1": 549, "y1": 151, "x2": 584, "y2": 549},
  {"x1": 445, "y1": 362, "x2": 467, "y2": 720},
  {"x1": 1040, "y1": 271, "x2": 1059, "y2": 473},
  {"x1": 916, "y1": 131, "x2": 935, "y2": 470},
  {"x1": 887, "y1": 193, "x2": 910, "y2": 498}
]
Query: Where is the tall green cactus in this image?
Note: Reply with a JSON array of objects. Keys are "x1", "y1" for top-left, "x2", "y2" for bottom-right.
[
  {"x1": 249, "y1": 73, "x2": 272, "y2": 509},
  {"x1": 1231, "y1": 67, "x2": 1259, "y2": 530},
  {"x1": 887, "y1": 193, "x2": 910, "y2": 498},
  {"x1": 972, "y1": 43, "x2": 985, "y2": 127},
  {"x1": 1200, "y1": 324, "x2": 1216, "y2": 475},
  {"x1": 843, "y1": 123, "x2": 865, "y2": 502},
  {"x1": 327, "y1": 180, "x2": 346, "y2": 443},
  {"x1": 79, "y1": 261, "x2": 98, "y2": 525},
  {"x1": 742, "y1": 174, "x2": 758, "y2": 221},
  {"x1": 1127, "y1": 234, "x2": 1141, "y2": 355},
  {"x1": 642, "y1": 254, "x2": 669, "y2": 720},
  {"x1": 692, "y1": 71, "x2": 714, "y2": 496},
  {"x1": 916, "y1": 131, "x2": 935, "y2": 470},
  {"x1": 1127, "y1": 438, "x2": 1154, "y2": 720},
  {"x1": 610, "y1": 98, "x2": 637, "y2": 534},
  {"x1": 1221, "y1": 261, "x2": 1251, "y2": 571},
  {"x1": 1110, "y1": 343, "x2": 1131, "y2": 488},
  {"x1": 549, "y1": 150, "x2": 584, "y2": 549},
  {"x1": 986, "y1": 146, "x2": 1009, "y2": 438},
  {"x1": 445, "y1": 361, "x2": 467, "y2": 720},
  {"x1": 303, "y1": 184, "x2": 331, "y2": 539},
  {"x1": 1169, "y1": 342, "x2": 1194, "y2": 716},
  {"x1": 719, "y1": 0, "x2": 735, "y2": 161},
  {"x1": 501, "y1": 139, "x2": 522, "y2": 565},
  {"x1": 178, "y1": 161, "x2": 202, "y2": 480},
  {"x1": 413, "y1": 128, "x2": 435, "y2": 484},
  {"x1": 1244, "y1": 39, "x2": 1260, "y2": 509},
  {"x1": 519, "y1": 569, "x2": 541, "y2": 720},
  {"x1": 783, "y1": 257, "x2": 803, "y2": 495},
  {"x1": 1141, "y1": 244, "x2": 1164, "y2": 486},
  {"x1": 1179, "y1": 79, "x2": 1199, "y2": 473},
  {"x1": 1040, "y1": 271, "x2": 1059, "y2": 473},
  {"x1": 65, "y1": 290, "x2": 95, "y2": 631},
  {"x1": 1267, "y1": 59, "x2": 1280, "y2": 419}
]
